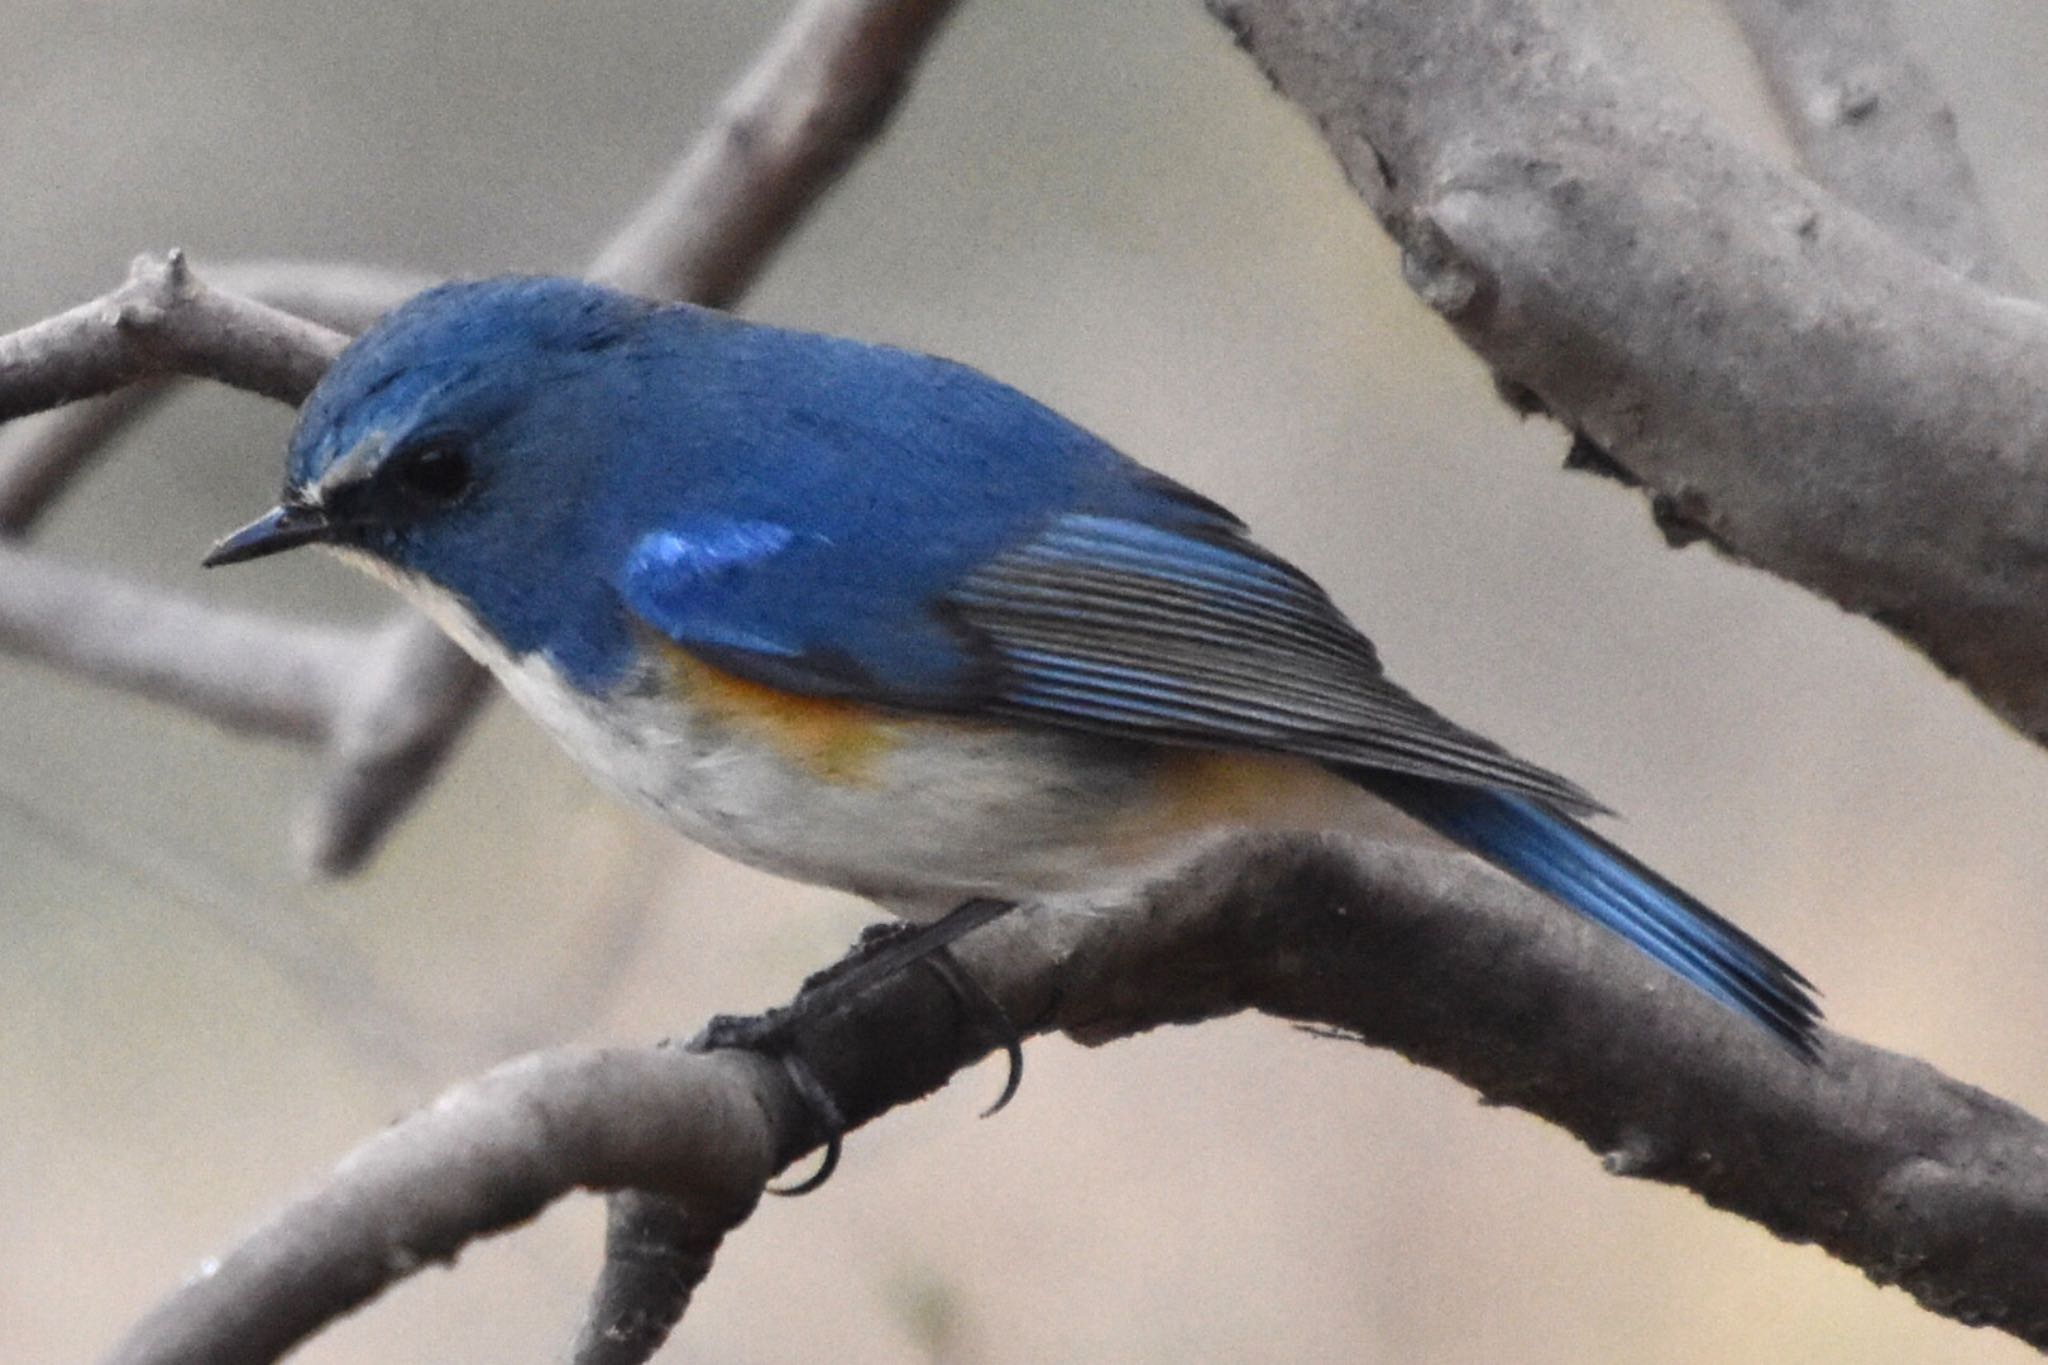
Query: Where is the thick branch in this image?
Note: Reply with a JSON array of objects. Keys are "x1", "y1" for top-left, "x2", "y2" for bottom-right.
[
  {"x1": 1206, "y1": 0, "x2": 2048, "y2": 749},
  {"x1": 1725, "y1": 0, "x2": 2030, "y2": 292},
  {"x1": 109, "y1": 837, "x2": 2048, "y2": 1362},
  {"x1": 586, "y1": 0, "x2": 962, "y2": 303}
]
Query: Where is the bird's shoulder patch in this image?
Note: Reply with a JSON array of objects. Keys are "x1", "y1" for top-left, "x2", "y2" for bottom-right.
[{"x1": 657, "y1": 641, "x2": 901, "y2": 785}]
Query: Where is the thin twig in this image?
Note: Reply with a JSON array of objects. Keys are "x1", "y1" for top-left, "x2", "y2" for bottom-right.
[
  {"x1": 0, "y1": 542, "x2": 354, "y2": 740},
  {"x1": 0, "y1": 262, "x2": 430, "y2": 533},
  {"x1": 0, "y1": 251, "x2": 345, "y2": 422},
  {"x1": 586, "y1": 0, "x2": 963, "y2": 303}
]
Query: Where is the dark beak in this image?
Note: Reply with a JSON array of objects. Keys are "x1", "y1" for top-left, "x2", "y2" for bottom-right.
[{"x1": 202, "y1": 503, "x2": 336, "y2": 567}]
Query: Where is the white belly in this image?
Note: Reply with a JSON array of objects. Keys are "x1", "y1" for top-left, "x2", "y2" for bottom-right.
[
  {"x1": 500, "y1": 645, "x2": 1172, "y2": 915},
  {"x1": 364, "y1": 559, "x2": 1395, "y2": 919}
]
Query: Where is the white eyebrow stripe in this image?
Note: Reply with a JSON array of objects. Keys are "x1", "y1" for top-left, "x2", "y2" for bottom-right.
[{"x1": 303, "y1": 433, "x2": 385, "y2": 506}]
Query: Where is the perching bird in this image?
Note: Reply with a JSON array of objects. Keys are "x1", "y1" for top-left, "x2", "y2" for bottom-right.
[{"x1": 207, "y1": 276, "x2": 1820, "y2": 1064}]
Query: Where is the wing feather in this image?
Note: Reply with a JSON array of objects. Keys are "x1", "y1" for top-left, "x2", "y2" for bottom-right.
[{"x1": 950, "y1": 514, "x2": 1603, "y2": 813}]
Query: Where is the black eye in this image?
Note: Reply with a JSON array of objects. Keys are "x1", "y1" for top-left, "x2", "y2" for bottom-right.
[{"x1": 390, "y1": 440, "x2": 475, "y2": 505}]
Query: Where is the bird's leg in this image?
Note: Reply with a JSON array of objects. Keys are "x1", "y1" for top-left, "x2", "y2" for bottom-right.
[
  {"x1": 803, "y1": 896, "x2": 1015, "y2": 1007},
  {"x1": 699, "y1": 896, "x2": 1014, "y2": 1047},
  {"x1": 691, "y1": 897, "x2": 1022, "y2": 1193}
]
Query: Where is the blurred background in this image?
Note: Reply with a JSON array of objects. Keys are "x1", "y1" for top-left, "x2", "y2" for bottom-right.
[{"x1": 5, "y1": 0, "x2": 2047, "y2": 1360}]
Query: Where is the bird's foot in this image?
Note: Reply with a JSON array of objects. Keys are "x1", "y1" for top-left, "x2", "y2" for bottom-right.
[{"x1": 691, "y1": 897, "x2": 1024, "y2": 1194}]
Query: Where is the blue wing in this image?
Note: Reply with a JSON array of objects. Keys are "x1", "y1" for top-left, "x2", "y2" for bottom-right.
[
  {"x1": 617, "y1": 503, "x2": 1599, "y2": 811},
  {"x1": 944, "y1": 512, "x2": 1602, "y2": 809}
]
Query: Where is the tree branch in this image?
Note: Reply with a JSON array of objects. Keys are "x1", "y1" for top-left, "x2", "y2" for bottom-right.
[
  {"x1": 1205, "y1": 0, "x2": 2048, "y2": 750},
  {"x1": 1724, "y1": 0, "x2": 2030, "y2": 292},
  {"x1": 103, "y1": 1044, "x2": 786, "y2": 1365},
  {"x1": 0, "y1": 254, "x2": 492, "y2": 874},
  {"x1": 104, "y1": 835, "x2": 2048, "y2": 1363},
  {"x1": 0, "y1": 544, "x2": 353, "y2": 740},
  {"x1": 585, "y1": 0, "x2": 963, "y2": 303},
  {"x1": 0, "y1": 252, "x2": 345, "y2": 422},
  {"x1": 0, "y1": 261, "x2": 433, "y2": 535},
  {"x1": 569, "y1": 1190, "x2": 730, "y2": 1365}
]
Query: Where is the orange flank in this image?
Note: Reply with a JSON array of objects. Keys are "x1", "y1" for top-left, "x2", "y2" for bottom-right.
[
  {"x1": 661, "y1": 644, "x2": 902, "y2": 783},
  {"x1": 1107, "y1": 747, "x2": 1373, "y2": 861}
]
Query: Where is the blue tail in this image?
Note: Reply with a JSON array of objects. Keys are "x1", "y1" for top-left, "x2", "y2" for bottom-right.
[{"x1": 1354, "y1": 773, "x2": 1820, "y2": 1058}]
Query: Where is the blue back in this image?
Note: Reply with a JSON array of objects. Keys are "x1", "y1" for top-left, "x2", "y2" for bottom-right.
[{"x1": 288, "y1": 278, "x2": 1236, "y2": 692}]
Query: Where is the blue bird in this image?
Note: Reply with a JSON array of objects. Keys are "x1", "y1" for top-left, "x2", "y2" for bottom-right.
[{"x1": 207, "y1": 276, "x2": 1820, "y2": 1061}]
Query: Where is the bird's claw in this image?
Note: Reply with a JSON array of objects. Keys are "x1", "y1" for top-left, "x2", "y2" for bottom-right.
[
  {"x1": 691, "y1": 897, "x2": 1027, "y2": 1194},
  {"x1": 917, "y1": 949, "x2": 1024, "y2": 1117},
  {"x1": 765, "y1": 1051, "x2": 845, "y2": 1197}
]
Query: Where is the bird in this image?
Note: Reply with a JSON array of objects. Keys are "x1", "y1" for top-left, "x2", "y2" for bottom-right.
[{"x1": 206, "y1": 275, "x2": 1821, "y2": 1078}]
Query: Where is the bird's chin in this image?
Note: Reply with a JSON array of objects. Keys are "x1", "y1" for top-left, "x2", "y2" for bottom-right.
[
  {"x1": 322, "y1": 545, "x2": 507, "y2": 670},
  {"x1": 321, "y1": 542, "x2": 404, "y2": 586}
]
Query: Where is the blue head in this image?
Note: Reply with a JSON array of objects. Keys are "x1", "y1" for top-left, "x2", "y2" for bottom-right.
[
  {"x1": 214, "y1": 276, "x2": 651, "y2": 560},
  {"x1": 206, "y1": 277, "x2": 743, "y2": 681}
]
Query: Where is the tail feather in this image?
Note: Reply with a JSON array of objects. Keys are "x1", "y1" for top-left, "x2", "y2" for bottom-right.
[{"x1": 1353, "y1": 772, "x2": 1821, "y2": 1059}]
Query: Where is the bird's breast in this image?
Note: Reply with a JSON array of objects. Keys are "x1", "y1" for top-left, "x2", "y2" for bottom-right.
[
  {"x1": 350, "y1": 556, "x2": 1400, "y2": 916},
  {"x1": 450, "y1": 624, "x2": 1182, "y2": 914}
]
